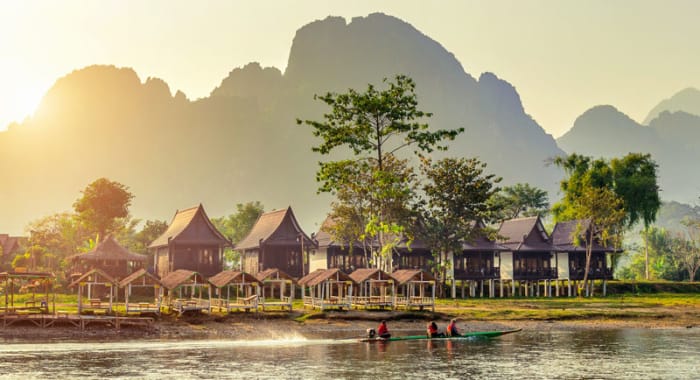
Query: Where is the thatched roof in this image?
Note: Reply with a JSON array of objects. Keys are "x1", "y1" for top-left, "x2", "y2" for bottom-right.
[
  {"x1": 349, "y1": 268, "x2": 395, "y2": 283},
  {"x1": 391, "y1": 269, "x2": 436, "y2": 285},
  {"x1": 297, "y1": 268, "x2": 354, "y2": 287},
  {"x1": 236, "y1": 207, "x2": 315, "y2": 250},
  {"x1": 118, "y1": 268, "x2": 162, "y2": 288},
  {"x1": 149, "y1": 204, "x2": 231, "y2": 249},
  {"x1": 498, "y1": 216, "x2": 552, "y2": 251},
  {"x1": 68, "y1": 235, "x2": 147, "y2": 262},
  {"x1": 160, "y1": 269, "x2": 205, "y2": 290},
  {"x1": 255, "y1": 268, "x2": 296, "y2": 283},
  {"x1": 208, "y1": 270, "x2": 262, "y2": 288},
  {"x1": 68, "y1": 268, "x2": 118, "y2": 288}
]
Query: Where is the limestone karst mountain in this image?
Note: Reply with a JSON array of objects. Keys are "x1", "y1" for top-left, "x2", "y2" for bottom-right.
[
  {"x1": 0, "y1": 13, "x2": 565, "y2": 234},
  {"x1": 643, "y1": 87, "x2": 700, "y2": 125}
]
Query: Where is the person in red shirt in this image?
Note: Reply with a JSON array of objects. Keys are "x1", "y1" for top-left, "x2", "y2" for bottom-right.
[
  {"x1": 446, "y1": 319, "x2": 461, "y2": 337},
  {"x1": 426, "y1": 321, "x2": 442, "y2": 338},
  {"x1": 377, "y1": 320, "x2": 391, "y2": 339}
]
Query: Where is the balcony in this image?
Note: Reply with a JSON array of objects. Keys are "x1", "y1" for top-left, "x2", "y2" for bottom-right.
[
  {"x1": 454, "y1": 266, "x2": 500, "y2": 280},
  {"x1": 513, "y1": 267, "x2": 557, "y2": 280},
  {"x1": 569, "y1": 267, "x2": 613, "y2": 281}
]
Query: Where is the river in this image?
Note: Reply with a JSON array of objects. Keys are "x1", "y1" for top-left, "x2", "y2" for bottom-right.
[{"x1": 0, "y1": 328, "x2": 697, "y2": 379}]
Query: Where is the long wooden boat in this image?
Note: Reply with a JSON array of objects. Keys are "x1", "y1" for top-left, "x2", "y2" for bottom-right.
[{"x1": 358, "y1": 328, "x2": 521, "y2": 343}]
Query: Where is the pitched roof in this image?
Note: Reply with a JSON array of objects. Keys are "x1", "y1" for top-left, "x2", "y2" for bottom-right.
[
  {"x1": 0, "y1": 234, "x2": 24, "y2": 257},
  {"x1": 297, "y1": 268, "x2": 355, "y2": 287},
  {"x1": 208, "y1": 270, "x2": 262, "y2": 288},
  {"x1": 235, "y1": 207, "x2": 315, "y2": 250},
  {"x1": 255, "y1": 268, "x2": 296, "y2": 282},
  {"x1": 550, "y1": 219, "x2": 614, "y2": 253},
  {"x1": 68, "y1": 268, "x2": 118, "y2": 288},
  {"x1": 118, "y1": 268, "x2": 162, "y2": 288},
  {"x1": 498, "y1": 216, "x2": 552, "y2": 251},
  {"x1": 68, "y1": 235, "x2": 147, "y2": 262},
  {"x1": 160, "y1": 269, "x2": 206, "y2": 290},
  {"x1": 149, "y1": 204, "x2": 231, "y2": 249},
  {"x1": 349, "y1": 268, "x2": 395, "y2": 283},
  {"x1": 391, "y1": 269, "x2": 436, "y2": 285}
]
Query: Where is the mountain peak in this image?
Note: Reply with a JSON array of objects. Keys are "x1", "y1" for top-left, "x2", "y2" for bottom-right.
[{"x1": 643, "y1": 87, "x2": 700, "y2": 125}]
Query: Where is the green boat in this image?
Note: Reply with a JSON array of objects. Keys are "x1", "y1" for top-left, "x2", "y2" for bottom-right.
[{"x1": 358, "y1": 328, "x2": 521, "y2": 342}]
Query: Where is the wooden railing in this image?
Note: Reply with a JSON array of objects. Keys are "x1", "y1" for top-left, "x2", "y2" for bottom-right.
[
  {"x1": 513, "y1": 268, "x2": 558, "y2": 280},
  {"x1": 454, "y1": 266, "x2": 500, "y2": 280}
]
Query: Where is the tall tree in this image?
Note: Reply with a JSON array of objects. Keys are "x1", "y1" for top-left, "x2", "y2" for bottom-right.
[
  {"x1": 675, "y1": 219, "x2": 700, "y2": 281},
  {"x1": 419, "y1": 157, "x2": 501, "y2": 293},
  {"x1": 73, "y1": 178, "x2": 134, "y2": 240},
  {"x1": 131, "y1": 219, "x2": 169, "y2": 254},
  {"x1": 298, "y1": 75, "x2": 463, "y2": 270},
  {"x1": 211, "y1": 201, "x2": 265, "y2": 268},
  {"x1": 611, "y1": 153, "x2": 661, "y2": 280},
  {"x1": 488, "y1": 183, "x2": 549, "y2": 221}
]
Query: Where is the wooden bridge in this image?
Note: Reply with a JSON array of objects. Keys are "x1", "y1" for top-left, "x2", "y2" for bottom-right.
[{"x1": 0, "y1": 313, "x2": 155, "y2": 331}]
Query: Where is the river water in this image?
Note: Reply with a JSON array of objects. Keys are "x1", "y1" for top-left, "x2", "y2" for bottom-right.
[{"x1": 0, "y1": 328, "x2": 697, "y2": 379}]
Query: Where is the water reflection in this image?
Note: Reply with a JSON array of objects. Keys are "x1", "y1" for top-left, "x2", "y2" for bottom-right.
[{"x1": 0, "y1": 329, "x2": 698, "y2": 379}]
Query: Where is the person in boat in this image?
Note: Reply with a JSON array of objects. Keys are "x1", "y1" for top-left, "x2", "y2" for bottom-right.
[
  {"x1": 427, "y1": 321, "x2": 443, "y2": 338},
  {"x1": 446, "y1": 319, "x2": 461, "y2": 337},
  {"x1": 377, "y1": 320, "x2": 391, "y2": 339}
]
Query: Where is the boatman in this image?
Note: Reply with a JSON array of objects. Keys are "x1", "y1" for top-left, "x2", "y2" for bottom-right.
[
  {"x1": 377, "y1": 320, "x2": 391, "y2": 339},
  {"x1": 446, "y1": 319, "x2": 461, "y2": 337}
]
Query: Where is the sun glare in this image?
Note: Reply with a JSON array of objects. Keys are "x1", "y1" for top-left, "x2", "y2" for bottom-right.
[{"x1": 0, "y1": 82, "x2": 45, "y2": 131}]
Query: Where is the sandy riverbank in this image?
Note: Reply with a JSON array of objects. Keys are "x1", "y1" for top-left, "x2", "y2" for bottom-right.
[{"x1": 0, "y1": 306, "x2": 697, "y2": 343}]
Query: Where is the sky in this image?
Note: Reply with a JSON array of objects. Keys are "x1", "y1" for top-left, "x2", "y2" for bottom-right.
[{"x1": 1, "y1": 0, "x2": 699, "y2": 137}]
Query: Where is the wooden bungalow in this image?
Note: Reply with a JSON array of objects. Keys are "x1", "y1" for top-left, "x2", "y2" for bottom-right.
[
  {"x1": 298, "y1": 268, "x2": 355, "y2": 310},
  {"x1": 68, "y1": 268, "x2": 118, "y2": 315},
  {"x1": 310, "y1": 216, "x2": 370, "y2": 273},
  {"x1": 498, "y1": 216, "x2": 557, "y2": 297},
  {"x1": 118, "y1": 268, "x2": 163, "y2": 315},
  {"x1": 1, "y1": 270, "x2": 55, "y2": 314},
  {"x1": 349, "y1": 268, "x2": 396, "y2": 309},
  {"x1": 450, "y1": 222, "x2": 507, "y2": 298},
  {"x1": 208, "y1": 270, "x2": 262, "y2": 313},
  {"x1": 149, "y1": 204, "x2": 231, "y2": 278},
  {"x1": 392, "y1": 237, "x2": 434, "y2": 273},
  {"x1": 68, "y1": 235, "x2": 148, "y2": 280},
  {"x1": 255, "y1": 268, "x2": 295, "y2": 311},
  {"x1": 391, "y1": 269, "x2": 436, "y2": 311},
  {"x1": 236, "y1": 207, "x2": 316, "y2": 279},
  {"x1": 160, "y1": 269, "x2": 210, "y2": 314},
  {"x1": 550, "y1": 219, "x2": 618, "y2": 297}
]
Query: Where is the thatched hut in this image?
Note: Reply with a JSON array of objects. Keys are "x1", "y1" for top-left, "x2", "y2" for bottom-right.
[
  {"x1": 68, "y1": 236, "x2": 147, "y2": 280},
  {"x1": 208, "y1": 270, "x2": 262, "y2": 313},
  {"x1": 118, "y1": 268, "x2": 163, "y2": 315}
]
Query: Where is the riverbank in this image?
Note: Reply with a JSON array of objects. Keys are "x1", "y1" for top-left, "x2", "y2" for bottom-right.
[{"x1": 1, "y1": 293, "x2": 698, "y2": 341}]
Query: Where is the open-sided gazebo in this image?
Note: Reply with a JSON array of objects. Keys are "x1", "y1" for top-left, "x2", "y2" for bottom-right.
[
  {"x1": 208, "y1": 270, "x2": 261, "y2": 313},
  {"x1": 349, "y1": 268, "x2": 396, "y2": 309},
  {"x1": 255, "y1": 268, "x2": 295, "y2": 311},
  {"x1": 1, "y1": 270, "x2": 55, "y2": 315},
  {"x1": 391, "y1": 269, "x2": 436, "y2": 311},
  {"x1": 118, "y1": 268, "x2": 163, "y2": 315},
  {"x1": 67, "y1": 235, "x2": 148, "y2": 280},
  {"x1": 68, "y1": 268, "x2": 118, "y2": 315},
  {"x1": 298, "y1": 268, "x2": 354, "y2": 310},
  {"x1": 160, "y1": 269, "x2": 210, "y2": 314}
]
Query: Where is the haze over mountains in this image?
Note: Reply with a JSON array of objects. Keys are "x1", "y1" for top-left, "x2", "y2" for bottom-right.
[{"x1": 1, "y1": 12, "x2": 696, "y2": 235}]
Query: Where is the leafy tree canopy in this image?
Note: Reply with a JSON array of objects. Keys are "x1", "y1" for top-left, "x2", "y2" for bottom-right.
[
  {"x1": 73, "y1": 178, "x2": 134, "y2": 239},
  {"x1": 488, "y1": 183, "x2": 549, "y2": 221},
  {"x1": 211, "y1": 202, "x2": 264, "y2": 269}
]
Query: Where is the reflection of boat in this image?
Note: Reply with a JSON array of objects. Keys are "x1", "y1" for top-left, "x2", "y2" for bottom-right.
[{"x1": 358, "y1": 328, "x2": 521, "y2": 342}]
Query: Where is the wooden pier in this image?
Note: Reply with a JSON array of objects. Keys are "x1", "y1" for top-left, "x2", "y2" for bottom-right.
[{"x1": 0, "y1": 313, "x2": 154, "y2": 331}]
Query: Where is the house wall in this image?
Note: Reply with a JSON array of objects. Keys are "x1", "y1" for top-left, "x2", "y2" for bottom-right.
[
  {"x1": 242, "y1": 250, "x2": 259, "y2": 274},
  {"x1": 155, "y1": 248, "x2": 170, "y2": 278},
  {"x1": 500, "y1": 251, "x2": 514, "y2": 280},
  {"x1": 309, "y1": 247, "x2": 327, "y2": 272},
  {"x1": 171, "y1": 244, "x2": 222, "y2": 277},
  {"x1": 557, "y1": 252, "x2": 570, "y2": 279}
]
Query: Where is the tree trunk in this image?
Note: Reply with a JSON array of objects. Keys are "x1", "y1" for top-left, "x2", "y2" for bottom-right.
[
  {"x1": 581, "y1": 229, "x2": 593, "y2": 297},
  {"x1": 644, "y1": 226, "x2": 649, "y2": 280}
]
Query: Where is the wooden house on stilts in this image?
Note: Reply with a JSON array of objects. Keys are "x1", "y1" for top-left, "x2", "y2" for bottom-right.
[
  {"x1": 449, "y1": 222, "x2": 506, "y2": 298},
  {"x1": 237, "y1": 207, "x2": 316, "y2": 279},
  {"x1": 498, "y1": 216, "x2": 557, "y2": 297},
  {"x1": 298, "y1": 268, "x2": 355, "y2": 310},
  {"x1": 149, "y1": 204, "x2": 231, "y2": 278},
  {"x1": 550, "y1": 219, "x2": 618, "y2": 297},
  {"x1": 310, "y1": 216, "x2": 369, "y2": 273}
]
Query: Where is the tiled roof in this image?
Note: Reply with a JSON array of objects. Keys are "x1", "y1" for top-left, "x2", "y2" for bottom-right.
[
  {"x1": 235, "y1": 207, "x2": 315, "y2": 250},
  {"x1": 550, "y1": 219, "x2": 613, "y2": 252},
  {"x1": 498, "y1": 216, "x2": 552, "y2": 251},
  {"x1": 149, "y1": 204, "x2": 231, "y2": 249},
  {"x1": 208, "y1": 270, "x2": 261, "y2": 288}
]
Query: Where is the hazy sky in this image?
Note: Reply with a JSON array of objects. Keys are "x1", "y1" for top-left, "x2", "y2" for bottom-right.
[{"x1": 1, "y1": 0, "x2": 699, "y2": 137}]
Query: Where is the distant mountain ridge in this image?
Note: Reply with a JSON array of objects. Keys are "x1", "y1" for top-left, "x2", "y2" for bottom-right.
[
  {"x1": 1, "y1": 13, "x2": 566, "y2": 234},
  {"x1": 643, "y1": 87, "x2": 700, "y2": 124}
]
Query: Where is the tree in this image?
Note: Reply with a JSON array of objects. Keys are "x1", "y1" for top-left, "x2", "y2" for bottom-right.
[
  {"x1": 298, "y1": 75, "x2": 463, "y2": 270},
  {"x1": 674, "y1": 219, "x2": 700, "y2": 281},
  {"x1": 487, "y1": 183, "x2": 549, "y2": 221},
  {"x1": 132, "y1": 219, "x2": 169, "y2": 254},
  {"x1": 73, "y1": 178, "x2": 134, "y2": 240},
  {"x1": 419, "y1": 157, "x2": 501, "y2": 293},
  {"x1": 211, "y1": 201, "x2": 265, "y2": 268},
  {"x1": 611, "y1": 153, "x2": 661, "y2": 280},
  {"x1": 571, "y1": 187, "x2": 625, "y2": 296}
]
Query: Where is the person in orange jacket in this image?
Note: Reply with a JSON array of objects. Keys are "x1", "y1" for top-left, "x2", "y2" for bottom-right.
[{"x1": 446, "y1": 319, "x2": 461, "y2": 337}]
